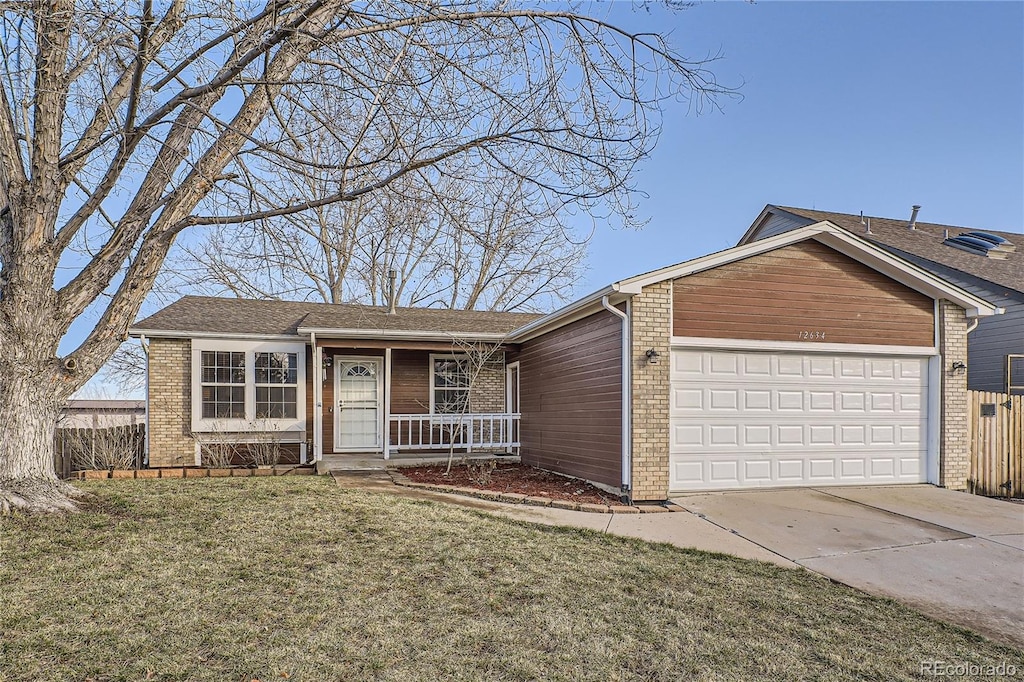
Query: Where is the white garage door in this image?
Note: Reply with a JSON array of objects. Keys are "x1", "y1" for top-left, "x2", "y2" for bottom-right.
[{"x1": 669, "y1": 349, "x2": 930, "y2": 492}]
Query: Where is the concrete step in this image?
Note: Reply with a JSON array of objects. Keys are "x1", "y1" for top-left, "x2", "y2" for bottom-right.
[{"x1": 316, "y1": 452, "x2": 520, "y2": 475}]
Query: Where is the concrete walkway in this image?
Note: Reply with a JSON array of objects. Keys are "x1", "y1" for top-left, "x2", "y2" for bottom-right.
[
  {"x1": 674, "y1": 486, "x2": 1024, "y2": 648},
  {"x1": 331, "y1": 471, "x2": 796, "y2": 568}
]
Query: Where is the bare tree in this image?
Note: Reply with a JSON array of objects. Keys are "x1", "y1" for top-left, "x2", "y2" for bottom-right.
[
  {"x1": 0, "y1": 1, "x2": 726, "y2": 512},
  {"x1": 173, "y1": 167, "x2": 587, "y2": 311}
]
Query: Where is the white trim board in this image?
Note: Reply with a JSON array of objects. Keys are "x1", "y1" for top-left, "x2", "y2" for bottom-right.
[
  {"x1": 623, "y1": 223, "x2": 998, "y2": 317},
  {"x1": 298, "y1": 327, "x2": 509, "y2": 342},
  {"x1": 190, "y1": 339, "x2": 307, "y2": 434},
  {"x1": 670, "y1": 336, "x2": 939, "y2": 356}
]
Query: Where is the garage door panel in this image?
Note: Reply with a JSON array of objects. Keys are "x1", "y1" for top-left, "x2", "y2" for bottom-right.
[
  {"x1": 840, "y1": 458, "x2": 866, "y2": 478},
  {"x1": 669, "y1": 349, "x2": 929, "y2": 492}
]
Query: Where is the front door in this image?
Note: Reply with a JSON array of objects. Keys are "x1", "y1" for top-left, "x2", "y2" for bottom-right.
[{"x1": 334, "y1": 357, "x2": 382, "y2": 451}]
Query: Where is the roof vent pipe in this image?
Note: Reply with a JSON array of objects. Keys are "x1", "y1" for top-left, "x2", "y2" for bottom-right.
[
  {"x1": 866, "y1": 217, "x2": 871, "y2": 234},
  {"x1": 387, "y1": 269, "x2": 397, "y2": 315},
  {"x1": 909, "y1": 205, "x2": 921, "y2": 230}
]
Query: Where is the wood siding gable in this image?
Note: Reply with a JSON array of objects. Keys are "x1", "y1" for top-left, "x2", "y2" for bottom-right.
[{"x1": 673, "y1": 240, "x2": 936, "y2": 346}]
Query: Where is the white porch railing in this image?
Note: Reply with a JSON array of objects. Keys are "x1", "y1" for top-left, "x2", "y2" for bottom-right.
[{"x1": 389, "y1": 413, "x2": 520, "y2": 452}]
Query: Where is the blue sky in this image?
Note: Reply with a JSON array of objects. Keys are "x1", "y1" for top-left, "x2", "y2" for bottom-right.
[
  {"x1": 81, "y1": 1, "x2": 1023, "y2": 395},
  {"x1": 575, "y1": 0, "x2": 1024, "y2": 292}
]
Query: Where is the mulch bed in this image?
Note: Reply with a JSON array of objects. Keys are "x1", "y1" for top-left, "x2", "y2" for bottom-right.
[{"x1": 399, "y1": 462, "x2": 625, "y2": 506}]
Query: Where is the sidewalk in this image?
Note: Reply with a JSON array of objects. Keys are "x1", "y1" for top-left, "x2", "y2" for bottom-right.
[{"x1": 332, "y1": 471, "x2": 796, "y2": 568}]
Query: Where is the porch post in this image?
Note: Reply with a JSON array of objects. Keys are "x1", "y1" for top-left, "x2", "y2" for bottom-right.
[
  {"x1": 383, "y1": 347, "x2": 392, "y2": 460},
  {"x1": 312, "y1": 334, "x2": 323, "y2": 462}
]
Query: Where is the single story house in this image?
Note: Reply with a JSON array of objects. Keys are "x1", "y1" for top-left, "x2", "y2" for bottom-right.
[
  {"x1": 130, "y1": 221, "x2": 998, "y2": 501},
  {"x1": 738, "y1": 205, "x2": 1023, "y2": 394}
]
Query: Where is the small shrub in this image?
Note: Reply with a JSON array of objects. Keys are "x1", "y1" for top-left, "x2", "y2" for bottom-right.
[{"x1": 201, "y1": 442, "x2": 240, "y2": 468}]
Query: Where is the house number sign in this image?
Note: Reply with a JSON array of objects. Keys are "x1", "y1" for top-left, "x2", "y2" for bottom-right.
[{"x1": 798, "y1": 331, "x2": 826, "y2": 340}]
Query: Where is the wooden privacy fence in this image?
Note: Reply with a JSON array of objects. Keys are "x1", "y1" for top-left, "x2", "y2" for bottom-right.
[
  {"x1": 967, "y1": 391, "x2": 1023, "y2": 498},
  {"x1": 54, "y1": 424, "x2": 146, "y2": 479}
]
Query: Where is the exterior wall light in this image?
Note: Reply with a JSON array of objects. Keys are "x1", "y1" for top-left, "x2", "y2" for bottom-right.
[
  {"x1": 645, "y1": 348, "x2": 661, "y2": 365},
  {"x1": 950, "y1": 361, "x2": 966, "y2": 373}
]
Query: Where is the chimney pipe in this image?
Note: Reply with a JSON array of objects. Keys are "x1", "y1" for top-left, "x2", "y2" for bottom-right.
[
  {"x1": 909, "y1": 205, "x2": 921, "y2": 230},
  {"x1": 387, "y1": 269, "x2": 397, "y2": 315}
]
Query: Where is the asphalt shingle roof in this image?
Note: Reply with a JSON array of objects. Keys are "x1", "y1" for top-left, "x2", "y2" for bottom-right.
[
  {"x1": 776, "y1": 206, "x2": 1024, "y2": 295},
  {"x1": 130, "y1": 296, "x2": 542, "y2": 337}
]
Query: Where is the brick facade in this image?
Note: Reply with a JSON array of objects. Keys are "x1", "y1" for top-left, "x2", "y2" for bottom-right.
[
  {"x1": 630, "y1": 282, "x2": 672, "y2": 501},
  {"x1": 146, "y1": 338, "x2": 195, "y2": 467},
  {"x1": 938, "y1": 300, "x2": 970, "y2": 489},
  {"x1": 469, "y1": 355, "x2": 506, "y2": 413}
]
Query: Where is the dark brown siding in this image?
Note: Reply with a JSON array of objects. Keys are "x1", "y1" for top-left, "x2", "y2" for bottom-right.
[
  {"x1": 517, "y1": 310, "x2": 622, "y2": 488},
  {"x1": 673, "y1": 240, "x2": 935, "y2": 346},
  {"x1": 311, "y1": 348, "x2": 436, "y2": 452},
  {"x1": 390, "y1": 350, "x2": 431, "y2": 414}
]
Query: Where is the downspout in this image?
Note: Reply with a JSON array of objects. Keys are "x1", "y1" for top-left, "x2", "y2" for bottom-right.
[
  {"x1": 966, "y1": 319, "x2": 979, "y2": 335},
  {"x1": 310, "y1": 331, "x2": 320, "y2": 464},
  {"x1": 601, "y1": 296, "x2": 632, "y2": 502},
  {"x1": 139, "y1": 334, "x2": 150, "y2": 467}
]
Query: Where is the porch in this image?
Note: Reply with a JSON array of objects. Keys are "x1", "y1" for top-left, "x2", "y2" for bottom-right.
[
  {"x1": 309, "y1": 341, "x2": 521, "y2": 466},
  {"x1": 316, "y1": 450, "x2": 521, "y2": 474}
]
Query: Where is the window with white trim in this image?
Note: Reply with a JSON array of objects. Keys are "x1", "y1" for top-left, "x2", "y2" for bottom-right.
[
  {"x1": 191, "y1": 341, "x2": 306, "y2": 432},
  {"x1": 430, "y1": 355, "x2": 471, "y2": 414},
  {"x1": 255, "y1": 352, "x2": 298, "y2": 419},
  {"x1": 200, "y1": 351, "x2": 246, "y2": 418}
]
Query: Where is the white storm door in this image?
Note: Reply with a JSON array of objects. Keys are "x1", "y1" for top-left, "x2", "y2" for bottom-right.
[{"x1": 335, "y1": 357, "x2": 383, "y2": 451}]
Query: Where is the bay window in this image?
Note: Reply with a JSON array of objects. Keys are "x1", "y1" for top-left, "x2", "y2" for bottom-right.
[{"x1": 191, "y1": 341, "x2": 305, "y2": 432}]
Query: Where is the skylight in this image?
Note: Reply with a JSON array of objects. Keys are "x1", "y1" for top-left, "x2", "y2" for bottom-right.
[{"x1": 943, "y1": 232, "x2": 1013, "y2": 259}]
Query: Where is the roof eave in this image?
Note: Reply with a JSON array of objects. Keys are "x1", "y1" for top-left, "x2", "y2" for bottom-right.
[
  {"x1": 735, "y1": 204, "x2": 811, "y2": 245},
  {"x1": 810, "y1": 227, "x2": 1000, "y2": 317},
  {"x1": 296, "y1": 327, "x2": 511, "y2": 342},
  {"x1": 127, "y1": 329, "x2": 301, "y2": 341},
  {"x1": 617, "y1": 222, "x2": 999, "y2": 317},
  {"x1": 506, "y1": 285, "x2": 635, "y2": 342}
]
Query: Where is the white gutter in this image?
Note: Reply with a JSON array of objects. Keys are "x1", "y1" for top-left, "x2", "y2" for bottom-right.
[
  {"x1": 510, "y1": 282, "x2": 641, "y2": 343},
  {"x1": 296, "y1": 327, "x2": 509, "y2": 343},
  {"x1": 601, "y1": 296, "x2": 632, "y2": 500},
  {"x1": 127, "y1": 329, "x2": 300, "y2": 341},
  {"x1": 139, "y1": 334, "x2": 151, "y2": 467}
]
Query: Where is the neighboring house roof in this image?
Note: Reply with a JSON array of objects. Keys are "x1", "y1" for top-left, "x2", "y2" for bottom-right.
[
  {"x1": 63, "y1": 400, "x2": 146, "y2": 412},
  {"x1": 510, "y1": 222, "x2": 1000, "y2": 342},
  {"x1": 740, "y1": 205, "x2": 1024, "y2": 296},
  {"x1": 129, "y1": 296, "x2": 541, "y2": 339}
]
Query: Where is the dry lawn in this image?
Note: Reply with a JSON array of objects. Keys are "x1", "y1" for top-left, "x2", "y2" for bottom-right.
[{"x1": 1, "y1": 477, "x2": 1020, "y2": 681}]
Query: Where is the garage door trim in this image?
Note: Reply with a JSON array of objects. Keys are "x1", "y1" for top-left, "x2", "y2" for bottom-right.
[
  {"x1": 668, "y1": 343, "x2": 941, "y2": 492},
  {"x1": 671, "y1": 335, "x2": 938, "y2": 357}
]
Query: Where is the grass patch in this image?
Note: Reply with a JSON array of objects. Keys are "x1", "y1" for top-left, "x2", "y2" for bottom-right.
[{"x1": 1, "y1": 478, "x2": 1020, "y2": 681}]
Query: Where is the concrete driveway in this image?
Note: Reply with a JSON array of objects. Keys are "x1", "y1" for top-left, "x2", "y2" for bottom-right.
[{"x1": 673, "y1": 485, "x2": 1024, "y2": 648}]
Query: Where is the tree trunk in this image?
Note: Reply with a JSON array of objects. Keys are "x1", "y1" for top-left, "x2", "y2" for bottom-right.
[{"x1": 0, "y1": 364, "x2": 85, "y2": 513}]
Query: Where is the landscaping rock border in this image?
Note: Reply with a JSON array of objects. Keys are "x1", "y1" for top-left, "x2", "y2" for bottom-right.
[
  {"x1": 387, "y1": 469, "x2": 684, "y2": 514},
  {"x1": 74, "y1": 467, "x2": 315, "y2": 480}
]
